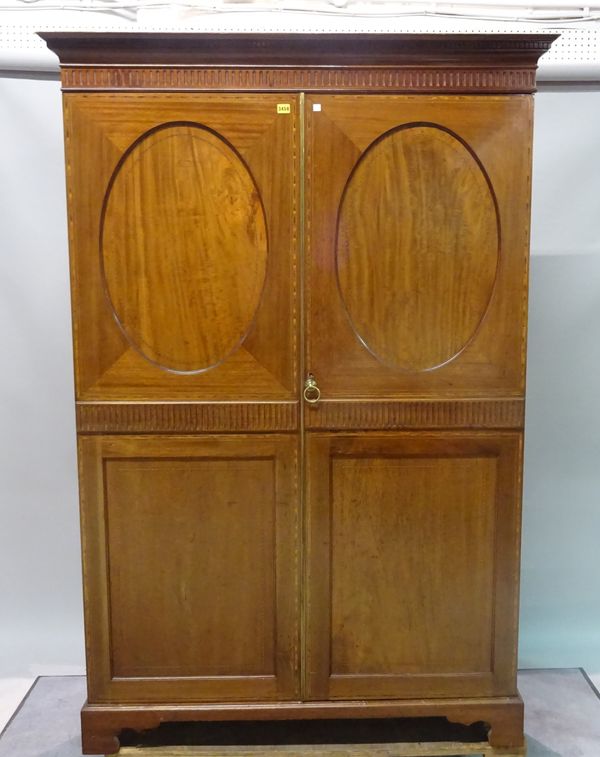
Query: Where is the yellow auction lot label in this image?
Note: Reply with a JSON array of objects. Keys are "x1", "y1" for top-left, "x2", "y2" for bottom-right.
[{"x1": 277, "y1": 103, "x2": 291, "y2": 114}]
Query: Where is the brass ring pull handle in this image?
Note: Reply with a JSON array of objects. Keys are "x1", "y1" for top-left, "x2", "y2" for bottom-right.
[{"x1": 303, "y1": 374, "x2": 321, "y2": 405}]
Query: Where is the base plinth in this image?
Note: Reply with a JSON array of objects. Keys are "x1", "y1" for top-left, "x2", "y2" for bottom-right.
[{"x1": 82, "y1": 695, "x2": 524, "y2": 756}]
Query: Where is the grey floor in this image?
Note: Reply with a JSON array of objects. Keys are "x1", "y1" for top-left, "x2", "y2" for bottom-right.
[{"x1": 0, "y1": 670, "x2": 599, "y2": 757}]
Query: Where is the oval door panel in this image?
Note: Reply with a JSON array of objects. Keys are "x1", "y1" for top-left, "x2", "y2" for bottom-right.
[
  {"x1": 336, "y1": 124, "x2": 499, "y2": 373},
  {"x1": 101, "y1": 124, "x2": 268, "y2": 373}
]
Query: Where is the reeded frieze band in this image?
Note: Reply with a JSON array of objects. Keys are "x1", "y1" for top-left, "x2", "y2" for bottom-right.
[
  {"x1": 306, "y1": 399, "x2": 525, "y2": 430},
  {"x1": 77, "y1": 399, "x2": 522, "y2": 432},
  {"x1": 60, "y1": 66, "x2": 538, "y2": 94},
  {"x1": 77, "y1": 402, "x2": 299, "y2": 433}
]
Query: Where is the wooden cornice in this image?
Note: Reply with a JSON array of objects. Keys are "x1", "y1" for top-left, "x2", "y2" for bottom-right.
[
  {"x1": 40, "y1": 32, "x2": 557, "y2": 67},
  {"x1": 39, "y1": 32, "x2": 557, "y2": 94}
]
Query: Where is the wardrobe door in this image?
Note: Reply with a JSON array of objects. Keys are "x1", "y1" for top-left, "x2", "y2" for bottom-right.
[
  {"x1": 303, "y1": 95, "x2": 530, "y2": 700},
  {"x1": 64, "y1": 93, "x2": 299, "y2": 403},
  {"x1": 304, "y1": 94, "x2": 532, "y2": 403},
  {"x1": 305, "y1": 431, "x2": 522, "y2": 700},
  {"x1": 80, "y1": 435, "x2": 299, "y2": 703},
  {"x1": 64, "y1": 94, "x2": 301, "y2": 702}
]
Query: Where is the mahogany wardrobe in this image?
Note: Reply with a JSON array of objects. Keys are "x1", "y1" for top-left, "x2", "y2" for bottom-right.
[{"x1": 41, "y1": 32, "x2": 555, "y2": 756}]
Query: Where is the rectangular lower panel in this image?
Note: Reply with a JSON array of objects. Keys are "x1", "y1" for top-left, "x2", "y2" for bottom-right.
[
  {"x1": 78, "y1": 433, "x2": 299, "y2": 703},
  {"x1": 330, "y1": 454, "x2": 496, "y2": 676},
  {"x1": 106, "y1": 456, "x2": 277, "y2": 679},
  {"x1": 305, "y1": 431, "x2": 522, "y2": 700}
]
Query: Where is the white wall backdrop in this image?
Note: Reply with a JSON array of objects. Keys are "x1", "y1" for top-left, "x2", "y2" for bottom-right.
[
  {"x1": 0, "y1": 72, "x2": 599, "y2": 677},
  {"x1": 521, "y1": 86, "x2": 600, "y2": 670},
  {"x1": 0, "y1": 75, "x2": 84, "y2": 677}
]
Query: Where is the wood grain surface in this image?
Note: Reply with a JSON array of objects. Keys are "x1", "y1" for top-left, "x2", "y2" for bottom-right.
[
  {"x1": 305, "y1": 431, "x2": 522, "y2": 701},
  {"x1": 64, "y1": 93, "x2": 299, "y2": 402},
  {"x1": 78, "y1": 434, "x2": 299, "y2": 704},
  {"x1": 306, "y1": 94, "x2": 532, "y2": 399},
  {"x1": 101, "y1": 123, "x2": 267, "y2": 373},
  {"x1": 337, "y1": 123, "x2": 498, "y2": 372}
]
